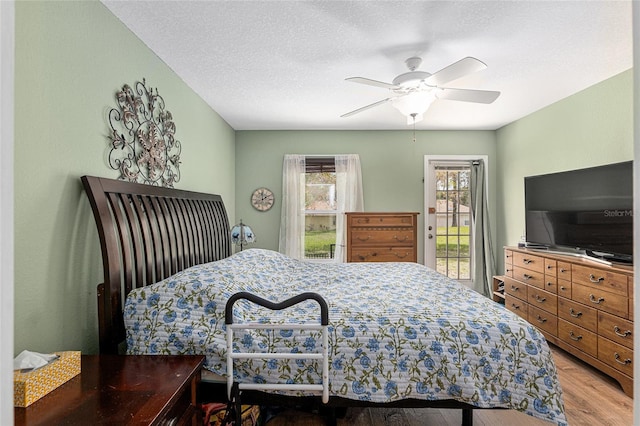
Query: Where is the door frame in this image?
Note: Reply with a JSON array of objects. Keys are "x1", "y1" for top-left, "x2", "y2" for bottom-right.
[
  {"x1": 423, "y1": 155, "x2": 489, "y2": 283},
  {"x1": 1, "y1": 1, "x2": 15, "y2": 424}
]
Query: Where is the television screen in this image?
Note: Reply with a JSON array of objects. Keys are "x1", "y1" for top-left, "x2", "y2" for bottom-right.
[{"x1": 524, "y1": 161, "x2": 633, "y2": 263}]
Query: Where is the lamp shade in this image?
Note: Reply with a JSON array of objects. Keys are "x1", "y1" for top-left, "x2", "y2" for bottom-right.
[
  {"x1": 231, "y1": 220, "x2": 255, "y2": 250},
  {"x1": 391, "y1": 91, "x2": 438, "y2": 124}
]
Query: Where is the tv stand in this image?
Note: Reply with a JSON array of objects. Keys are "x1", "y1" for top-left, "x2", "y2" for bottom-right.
[{"x1": 498, "y1": 246, "x2": 634, "y2": 397}]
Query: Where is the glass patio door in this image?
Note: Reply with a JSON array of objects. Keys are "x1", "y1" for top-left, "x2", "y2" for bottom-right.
[{"x1": 425, "y1": 157, "x2": 473, "y2": 285}]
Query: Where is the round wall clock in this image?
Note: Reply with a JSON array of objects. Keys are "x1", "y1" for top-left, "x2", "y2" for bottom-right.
[{"x1": 251, "y1": 187, "x2": 275, "y2": 211}]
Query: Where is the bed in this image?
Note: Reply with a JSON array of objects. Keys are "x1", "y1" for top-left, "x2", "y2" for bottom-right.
[{"x1": 82, "y1": 175, "x2": 567, "y2": 426}]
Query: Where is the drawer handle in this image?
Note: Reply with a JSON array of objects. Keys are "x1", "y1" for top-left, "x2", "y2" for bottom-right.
[
  {"x1": 589, "y1": 274, "x2": 605, "y2": 283},
  {"x1": 546, "y1": 282, "x2": 553, "y2": 287},
  {"x1": 536, "y1": 315, "x2": 547, "y2": 324},
  {"x1": 560, "y1": 268, "x2": 567, "y2": 273},
  {"x1": 569, "y1": 308, "x2": 582, "y2": 318},
  {"x1": 546, "y1": 265, "x2": 553, "y2": 270},
  {"x1": 568, "y1": 331, "x2": 583, "y2": 341},
  {"x1": 522, "y1": 258, "x2": 533, "y2": 264},
  {"x1": 510, "y1": 285, "x2": 519, "y2": 292},
  {"x1": 560, "y1": 286, "x2": 567, "y2": 291},
  {"x1": 357, "y1": 253, "x2": 376, "y2": 260},
  {"x1": 392, "y1": 252, "x2": 408, "y2": 259},
  {"x1": 523, "y1": 274, "x2": 533, "y2": 280},
  {"x1": 356, "y1": 218, "x2": 370, "y2": 224},
  {"x1": 589, "y1": 294, "x2": 605, "y2": 304},
  {"x1": 613, "y1": 326, "x2": 632, "y2": 338},
  {"x1": 356, "y1": 236, "x2": 371, "y2": 242},
  {"x1": 534, "y1": 295, "x2": 546, "y2": 303},
  {"x1": 511, "y1": 303, "x2": 520, "y2": 310},
  {"x1": 393, "y1": 235, "x2": 408, "y2": 242},
  {"x1": 614, "y1": 353, "x2": 632, "y2": 365}
]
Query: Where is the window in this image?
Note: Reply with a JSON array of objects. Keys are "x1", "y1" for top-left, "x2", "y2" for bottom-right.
[
  {"x1": 304, "y1": 157, "x2": 336, "y2": 259},
  {"x1": 279, "y1": 154, "x2": 363, "y2": 262}
]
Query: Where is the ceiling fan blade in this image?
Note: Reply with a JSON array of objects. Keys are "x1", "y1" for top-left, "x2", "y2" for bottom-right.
[
  {"x1": 425, "y1": 57, "x2": 487, "y2": 86},
  {"x1": 437, "y1": 88, "x2": 500, "y2": 104},
  {"x1": 341, "y1": 98, "x2": 393, "y2": 118},
  {"x1": 345, "y1": 77, "x2": 399, "y2": 90}
]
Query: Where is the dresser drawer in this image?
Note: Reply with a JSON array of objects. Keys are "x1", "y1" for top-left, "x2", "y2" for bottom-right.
[
  {"x1": 557, "y1": 261, "x2": 572, "y2": 281},
  {"x1": 348, "y1": 214, "x2": 415, "y2": 227},
  {"x1": 513, "y1": 252, "x2": 545, "y2": 273},
  {"x1": 349, "y1": 247, "x2": 415, "y2": 262},
  {"x1": 557, "y1": 279, "x2": 571, "y2": 299},
  {"x1": 350, "y1": 229, "x2": 414, "y2": 246},
  {"x1": 571, "y1": 285, "x2": 628, "y2": 318},
  {"x1": 557, "y1": 297, "x2": 597, "y2": 332},
  {"x1": 528, "y1": 305, "x2": 557, "y2": 336},
  {"x1": 544, "y1": 258, "x2": 557, "y2": 276},
  {"x1": 504, "y1": 278, "x2": 527, "y2": 301},
  {"x1": 598, "y1": 336, "x2": 633, "y2": 377},
  {"x1": 512, "y1": 266, "x2": 545, "y2": 289},
  {"x1": 598, "y1": 311, "x2": 633, "y2": 349},
  {"x1": 543, "y1": 275, "x2": 557, "y2": 294},
  {"x1": 527, "y1": 287, "x2": 557, "y2": 316},
  {"x1": 504, "y1": 250, "x2": 513, "y2": 266},
  {"x1": 558, "y1": 319, "x2": 598, "y2": 357},
  {"x1": 572, "y1": 264, "x2": 627, "y2": 296},
  {"x1": 505, "y1": 293, "x2": 528, "y2": 320}
]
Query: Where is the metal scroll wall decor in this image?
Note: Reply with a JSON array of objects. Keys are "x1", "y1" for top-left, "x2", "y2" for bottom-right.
[{"x1": 108, "y1": 78, "x2": 181, "y2": 187}]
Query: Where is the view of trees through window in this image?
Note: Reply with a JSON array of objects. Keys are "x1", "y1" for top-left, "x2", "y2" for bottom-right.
[
  {"x1": 435, "y1": 166, "x2": 471, "y2": 279},
  {"x1": 305, "y1": 168, "x2": 337, "y2": 259}
]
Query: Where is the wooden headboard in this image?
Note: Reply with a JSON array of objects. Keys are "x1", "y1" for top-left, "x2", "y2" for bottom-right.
[{"x1": 82, "y1": 175, "x2": 232, "y2": 354}]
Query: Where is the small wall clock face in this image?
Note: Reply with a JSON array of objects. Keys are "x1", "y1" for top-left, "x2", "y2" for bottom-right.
[{"x1": 251, "y1": 187, "x2": 274, "y2": 211}]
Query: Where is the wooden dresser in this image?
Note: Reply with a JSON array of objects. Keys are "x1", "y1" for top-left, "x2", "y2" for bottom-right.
[
  {"x1": 493, "y1": 246, "x2": 634, "y2": 397},
  {"x1": 346, "y1": 212, "x2": 418, "y2": 263}
]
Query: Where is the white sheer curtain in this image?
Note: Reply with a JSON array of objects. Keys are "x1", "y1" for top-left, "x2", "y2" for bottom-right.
[
  {"x1": 278, "y1": 155, "x2": 306, "y2": 258},
  {"x1": 334, "y1": 154, "x2": 364, "y2": 262}
]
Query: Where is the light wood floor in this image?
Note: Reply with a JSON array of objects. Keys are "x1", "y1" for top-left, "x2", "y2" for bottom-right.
[{"x1": 266, "y1": 345, "x2": 632, "y2": 425}]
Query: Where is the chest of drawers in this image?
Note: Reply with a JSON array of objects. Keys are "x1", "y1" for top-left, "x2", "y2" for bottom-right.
[
  {"x1": 497, "y1": 247, "x2": 634, "y2": 397},
  {"x1": 346, "y1": 212, "x2": 418, "y2": 262}
]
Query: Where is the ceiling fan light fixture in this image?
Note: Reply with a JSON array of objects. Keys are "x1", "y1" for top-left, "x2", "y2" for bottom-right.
[{"x1": 391, "y1": 91, "x2": 436, "y2": 124}]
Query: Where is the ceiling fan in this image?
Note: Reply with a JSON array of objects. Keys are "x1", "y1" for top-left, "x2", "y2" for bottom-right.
[{"x1": 341, "y1": 56, "x2": 500, "y2": 124}]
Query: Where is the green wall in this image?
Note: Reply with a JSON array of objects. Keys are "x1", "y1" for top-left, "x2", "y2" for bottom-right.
[
  {"x1": 495, "y1": 70, "x2": 633, "y2": 272},
  {"x1": 234, "y1": 130, "x2": 497, "y2": 263},
  {"x1": 14, "y1": 1, "x2": 235, "y2": 355}
]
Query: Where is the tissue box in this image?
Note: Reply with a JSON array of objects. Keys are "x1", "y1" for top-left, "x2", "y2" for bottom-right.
[{"x1": 14, "y1": 351, "x2": 81, "y2": 407}]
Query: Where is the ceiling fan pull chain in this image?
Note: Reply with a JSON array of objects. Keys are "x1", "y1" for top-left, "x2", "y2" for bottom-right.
[{"x1": 411, "y1": 113, "x2": 417, "y2": 142}]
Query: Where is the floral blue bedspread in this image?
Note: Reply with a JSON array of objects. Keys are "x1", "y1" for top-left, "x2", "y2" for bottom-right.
[{"x1": 124, "y1": 249, "x2": 566, "y2": 425}]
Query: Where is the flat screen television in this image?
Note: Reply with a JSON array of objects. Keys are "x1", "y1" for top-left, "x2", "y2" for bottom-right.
[{"x1": 524, "y1": 161, "x2": 633, "y2": 264}]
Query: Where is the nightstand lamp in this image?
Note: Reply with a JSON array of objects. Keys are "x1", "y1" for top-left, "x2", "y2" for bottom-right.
[{"x1": 231, "y1": 220, "x2": 255, "y2": 251}]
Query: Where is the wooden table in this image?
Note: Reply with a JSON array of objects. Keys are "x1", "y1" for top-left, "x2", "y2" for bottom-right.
[{"x1": 15, "y1": 354, "x2": 205, "y2": 425}]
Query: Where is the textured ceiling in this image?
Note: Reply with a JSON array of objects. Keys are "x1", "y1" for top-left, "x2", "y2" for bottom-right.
[{"x1": 103, "y1": 1, "x2": 632, "y2": 131}]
